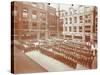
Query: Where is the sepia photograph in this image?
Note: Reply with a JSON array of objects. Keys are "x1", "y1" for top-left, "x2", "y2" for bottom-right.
[{"x1": 11, "y1": 1, "x2": 97, "y2": 74}]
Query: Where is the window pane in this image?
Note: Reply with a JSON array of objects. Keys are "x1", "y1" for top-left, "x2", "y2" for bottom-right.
[
  {"x1": 74, "y1": 17, "x2": 77, "y2": 23},
  {"x1": 23, "y1": 9, "x2": 28, "y2": 17},
  {"x1": 32, "y1": 14, "x2": 37, "y2": 19}
]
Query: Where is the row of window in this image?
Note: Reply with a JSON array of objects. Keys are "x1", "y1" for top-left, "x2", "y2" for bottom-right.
[
  {"x1": 84, "y1": 14, "x2": 92, "y2": 23},
  {"x1": 65, "y1": 15, "x2": 91, "y2": 24},
  {"x1": 61, "y1": 10, "x2": 82, "y2": 17},
  {"x1": 23, "y1": 21, "x2": 47, "y2": 29},
  {"x1": 30, "y1": 3, "x2": 46, "y2": 10},
  {"x1": 65, "y1": 26, "x2": 83, "y2": 32},
  {"x1": 13, "y1": 9, "x2": 46, "y2": 19},
  {"x1": 65, "y1": 26, "x2": 91, "y2": 33},
  {"x1": 61, "y1": 6, "x2": 93, "y2": 17},
  {"x1": 65, "y1": 16, "x2": 83, "y2": 24}
]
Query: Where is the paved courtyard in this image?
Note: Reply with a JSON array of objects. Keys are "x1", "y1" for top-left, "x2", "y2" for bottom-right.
[
  {"x1": 14, "y1": 47, "x2": 47, "y2": 74},
  {"x1": 26, "y1": 51, "x2": 88, "y2": 72}
]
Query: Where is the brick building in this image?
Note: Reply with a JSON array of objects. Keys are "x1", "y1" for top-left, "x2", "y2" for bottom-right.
[
  {"x1": 47, "y1": 5, "x2": 57, "y2": 38},
  {"x1": 62, "y1": 5, "x2": 97, "y2": 44},
  {"x1": 11, "y1": 1, "x2": 57, "y2": 42}
]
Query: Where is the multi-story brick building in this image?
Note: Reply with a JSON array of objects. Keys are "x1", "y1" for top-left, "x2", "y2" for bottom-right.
[
  {"x1": 62, "y1": 5, "x2": 97, "y2": 44},
  {"x1": 47, "y1": 5, "x2": 57, "y2": 38},
  {"x1": 11, "y1": 1, "x2": 57, "y2": 42},
  {"x1": 57, "y1": 9, "x2": 65, "y2": 39}
]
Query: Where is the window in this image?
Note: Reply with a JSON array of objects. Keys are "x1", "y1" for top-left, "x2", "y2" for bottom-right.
[
  {"x1": 80, "y1": 16, "x2": 83, "y2": 23},
  {"x1": 85, "y1": 7, "x2": 92, "y2": 12},
  {"x1": 74, "y1": 10, "x2": 78, "y2": 14},
  {"x1": 40, "y1": 23, "x2": 46, "y2": 29},
  {"x1": 80, "y1": 16, "x2": 83, "y2": 20},
  {"x1": 85, "y1": 20, "x2": 90, "y2": 23},
  {"x1": 23, "y1": 8, "x2": 28, "y2": 12},
  {"x1": 70, "y1": 11, "x2": 72, "y2": 15},
  {"x1": 23, "y1": 8, "x2": 28, "y2": 17},
  {"x1": 23, "y1": 21, "x2": 28, "y2": 29},
  {"x1": 79, "y1": 6, "x2": 84, "y2": 13},
  {"x1": 85, "y1": 15, "x2": 88, "y2": 18},
  {"x1": 13, "y1": 6, "x2": 17, "y2": 16},
  {"x1": 85, "y1": 26, "x2": 91, "y2": 28},
  {"x1": 85, "y1": 20, "x2": 87, "y2": 23},
  {"x1": 73, "y1": 26, "x2": 77, "y2": 32},
  {"x1": 32, "y1": 14, "x2": 37, "y2": 19},
  {"x1": 74, "y1": 36, "x2": 82, "y2": 39},
  {"x1": 23, "y1": 21, "x2": 28, "y2": 25},
  {"x1": 74, "y1": 17, "x2": 77, "y2": 23},
  {"x1": 70, "y1": 17, "x2": 72, "y2": 24},
  {"x1": 69, "y1": 27, "x2": 72, "y2": 32},
  {"x1": 85, "y1": 14, "x2": 91, "y2": 18},
  {"x1": 85, "y1": 30, "x2": 91, "y2": 32},
  {"x1": 65, "y1": 27, "x2": 67, "y2": 31},
  {"x1": 40, "y1": 12, "x2": 46, "y2": 21},
  {"x1": 14, "y1": 10, "x2": 17, "y2": 16},
  {"x1": 84, "y1": 26, "x2": 91, "y2": 32},
  {"x1": 88, "y1": 19, "x2": 91, "y2": 23},
  {"x1": 39, "y1": 4, "x2": 44, "y2": 9},
  {"x1": 88, "y1": 14, "x2": 91, "y2": 18},
  {"x1": 32, "y1": 22, "x2": 37, "y2": 29},
  {"x1": 40, "y1": 13, "x2": 46, "y2": 17},
  {"x1": 62, "y1": 13, "x2": 64, "y2": 17},
  {"x1": 65, "y1": 12, "x2": 68, "y2": 16},
  {"x1": 85, "y1": 14, "x2": 91, "y2": 23},
  {"x1": 79, "y1": 26, "x2": 82, "y2": 32},
  {"x1": 40, "y1": 32, "x2": 45, "y2": 39},
  {"x1": 65, "y1": 18, "x2": 68, "y2": 24},
  {"x1": 12, "y1": 10, "x2": 17, "y2": 16},
  {"x1": 32, "y1": 3, "x2": 37, "y2": 7},
  {"x1": 32, "y1": 10, "x2": 37, "y2": 14}
]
